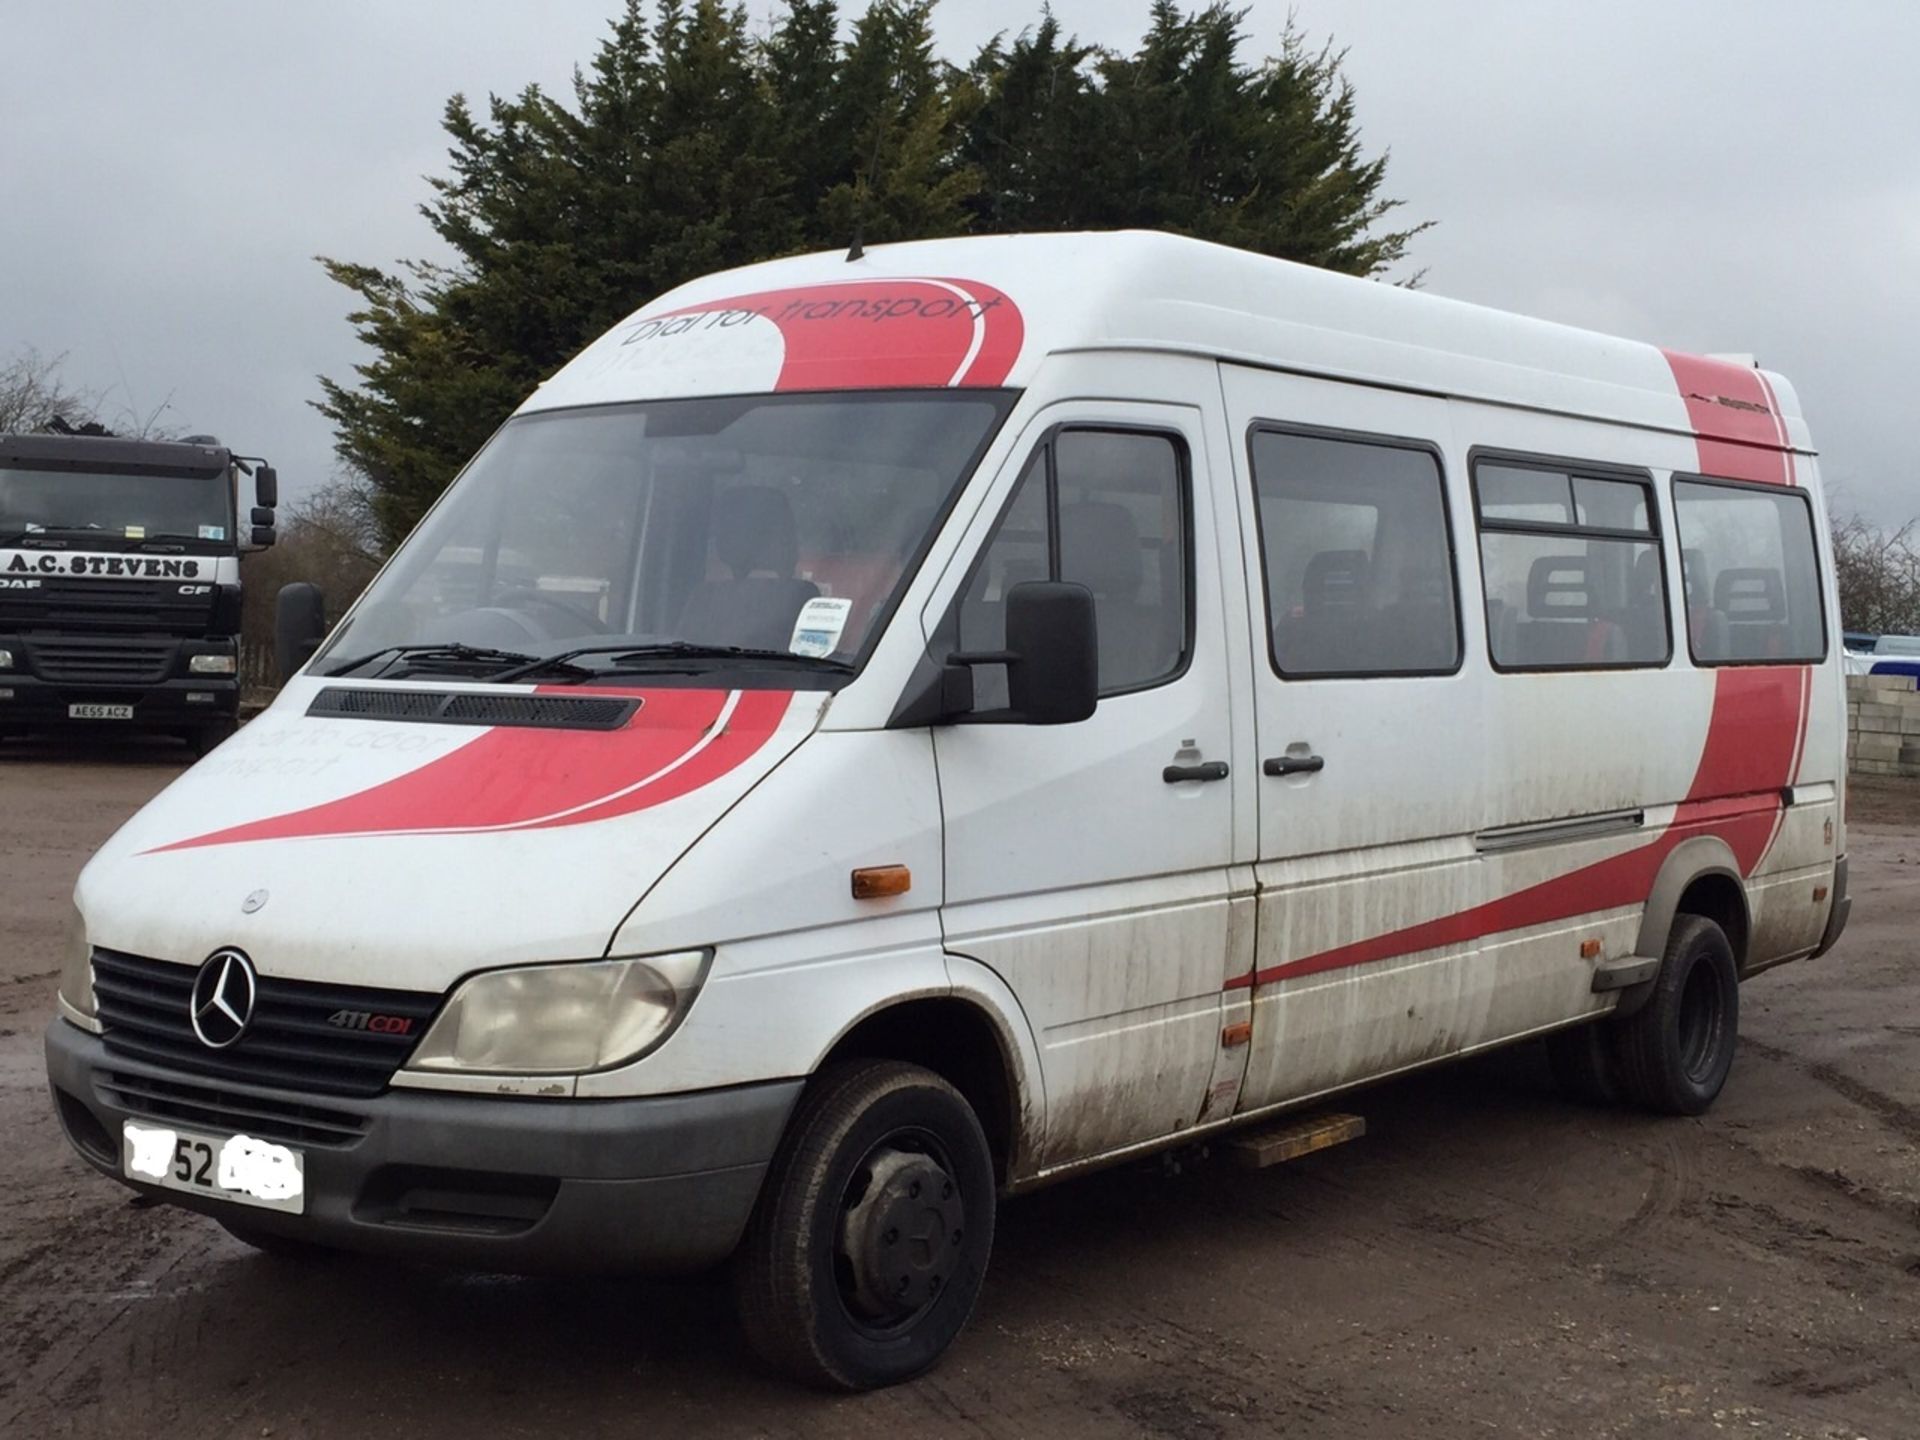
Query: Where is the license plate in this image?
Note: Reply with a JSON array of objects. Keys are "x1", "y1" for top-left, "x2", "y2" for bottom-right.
[
  {"x1": 69, "y1": 703, "x2": 135, "y2": 720},
  {"x1": 122, "y1": 1120, "x2": 306, "y2": 1214}
]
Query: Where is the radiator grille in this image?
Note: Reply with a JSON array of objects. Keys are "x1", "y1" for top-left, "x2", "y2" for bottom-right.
[
  {"x1": 30, "y1": 636, "x2": 177, "y2": 684},
  {"x1": 91, "y1": 948, "x2": 441, "y2": 1099}
]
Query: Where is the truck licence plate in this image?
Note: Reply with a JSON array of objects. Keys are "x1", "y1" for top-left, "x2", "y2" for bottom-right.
[
  {"x1": 69, "y1": 703, "x2": 135, "y2": 720},
  {"x1": 122, "y1": 1120, "x2": 306, "y2": 1214}
]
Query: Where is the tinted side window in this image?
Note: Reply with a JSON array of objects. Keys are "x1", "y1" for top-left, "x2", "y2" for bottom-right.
[
  {"x1": 1249, "y1": 430, "x2": 1459, "y2": 677},
  {"x1": 1674, "y1": 480, "x2": 1826, "y2": 663},
  {"x1": 956, "y1": 428, "x2": 1190, "y2": 704},
  {"x1": 1473, "y1": 459, "x2": 1670, "y2": 671}
]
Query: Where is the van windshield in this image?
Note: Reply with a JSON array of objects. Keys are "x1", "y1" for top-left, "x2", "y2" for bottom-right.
[{"x1": 318, "y1": 391, "x2": 1014, "y2": 685}]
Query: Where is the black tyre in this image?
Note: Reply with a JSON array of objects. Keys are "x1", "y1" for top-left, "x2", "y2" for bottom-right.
[
  {"x1": 1545, "y1": 1020, "x2": 1621, "y2": 1106},
  {"x1": 216, "y1": 1217, "x2": 335, "y2": 1260},
  {"x1": 191, "y1": 718, "x2": 238, "y2": 758},
  {"x1": 1612, "y1": 914, "x2": 1740, "y2": 1115},
  {"x1": 733, "y1": 1060, "x2": 995, "y2": 1391}
]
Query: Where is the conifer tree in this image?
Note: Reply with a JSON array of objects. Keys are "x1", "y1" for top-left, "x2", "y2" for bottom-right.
[{"x1": 319, "y1": 0, "x2": 1423, "y2": 544}]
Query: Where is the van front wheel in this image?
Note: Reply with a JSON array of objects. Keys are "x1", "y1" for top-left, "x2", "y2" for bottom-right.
[
  {"x1": 1612, "y1": 914, "x2": 1740, "y2": 1116},
  {"x1": 734, "y1": 1060, "x2": 996, "y2": 1391}
]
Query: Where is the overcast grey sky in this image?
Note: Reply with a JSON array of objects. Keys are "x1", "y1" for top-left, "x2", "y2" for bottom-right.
[{"x1": 4, "y1": 1, "x2": 1916, "y2": 523}]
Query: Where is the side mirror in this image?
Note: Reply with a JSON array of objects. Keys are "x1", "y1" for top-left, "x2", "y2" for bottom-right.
[
  {"x1": 1004, "y1": 581, "x2": 1098, "y2": 725},
  {"x1": 254, "y1": 466, "x2": 278, "y2": 509},
  {"x1": 250, "y1": 525, "x2": 276, "y2": 549},
  {"x1": 251, "y1": 506, "x2": 275, "y2": 526},
  {"x1": 274, "y1": 582, "x2": 327, "y2": 684}
]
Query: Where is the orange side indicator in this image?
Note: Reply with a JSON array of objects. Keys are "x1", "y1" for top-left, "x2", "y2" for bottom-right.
[
  {"x1": 1579, "y1": 939, "x2": 1602, "y2": 960},
  {"x1": 851, "y1": 865, "x2": 912, "y2": 900},
  {"x1": 1221, "y1": 1021, "x2": 1253, "y2": 1048},
  {"x1": 1813, "y1": 885, "x2": 1829, "y2": 903}
]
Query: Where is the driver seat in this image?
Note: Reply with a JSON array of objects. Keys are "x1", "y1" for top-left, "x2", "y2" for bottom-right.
[{"x1": 678, "y1": 487, "x2": 820, "y2": 652}]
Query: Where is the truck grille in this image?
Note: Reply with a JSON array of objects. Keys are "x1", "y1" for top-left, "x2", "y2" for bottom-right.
[
  {"x1": 0, "y1": 576, "x2": 216, "y2": 635},
  {"x1": 31, "y1": 636, "x2": 177, "y2": 685},
  {"x1": 91, "y1": 948, "x2": 442, "y2": 1099}
]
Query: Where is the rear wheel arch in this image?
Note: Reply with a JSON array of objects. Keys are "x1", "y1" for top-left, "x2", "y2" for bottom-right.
[
  {"x1": 816, "y1": 996, "x2": 1022, "y2": 1186},
  {"x1": 1634, "y1": 836, "x2": 1751, "y2": 973}
]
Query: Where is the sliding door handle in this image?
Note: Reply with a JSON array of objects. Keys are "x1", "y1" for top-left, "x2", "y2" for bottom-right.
[
  {"x1": 1263, "y1": 754, "x2": 1325, "y2": 777},
  {"x1": 1162, "y1": 761, "x2": 1230, "y2": 784}
]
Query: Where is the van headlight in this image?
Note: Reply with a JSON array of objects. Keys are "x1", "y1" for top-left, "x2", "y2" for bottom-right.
[
  {"x1": 58, "y1": 903, "x2": 94, "y2": 1020},
  {"x1": 407, "y1": 950, "x2": 710, "y2": 1075}
]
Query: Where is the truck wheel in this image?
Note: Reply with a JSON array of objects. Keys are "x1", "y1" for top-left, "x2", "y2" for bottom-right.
[
  {"x1": 733, "y1": 1060, "x2": 995, "y2": 1391},
  {"x1": 1545, "y1": 1021, "x2": 1621, "y2": 1106},
  {"x1": 1611, "y1": 914, "x2": 1739, "y2": 1116},
  {"x1": 191, "y1": 719, "x2": 238, "y2": 758}
]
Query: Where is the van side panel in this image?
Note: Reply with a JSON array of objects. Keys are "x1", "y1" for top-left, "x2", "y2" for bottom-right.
[{"x1": 1221, "y1": 365, "x2": 1840, "y2": 1116}]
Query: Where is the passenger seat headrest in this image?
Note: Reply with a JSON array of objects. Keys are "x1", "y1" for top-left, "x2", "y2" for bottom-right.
[
  {"x1": 1714, "y1": 567, "x2": 1786, "y2": 620},
  {"x1": 1680, "y1": 548, "x2": 1711, "y2": 607},
  {"x1": 1303, "y1": 549, "x2": 1369, "y2": 611},
  {"x1": 1526, "y1": 555, "x2": 1595, "y2": 617},
  {"x1": 1059, "y1": 501, "x2": 1144, "y2": 599},
  {"x1": 712, "y1": 487, "x2": 799, "y2": 579}
]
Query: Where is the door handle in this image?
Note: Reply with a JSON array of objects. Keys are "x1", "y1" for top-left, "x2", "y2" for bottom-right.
[
  {"x1": 1263, "y1": 754, "x2": 1325, "y2": 777},
  {"x1": 1162, "y1": 761, "x2": 1230, "y2": 784}
]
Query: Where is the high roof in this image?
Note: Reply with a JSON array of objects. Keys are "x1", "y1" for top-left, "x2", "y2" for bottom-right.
[{"x1": 528, "y1": 230, "x2": 1809, "y2": 457}]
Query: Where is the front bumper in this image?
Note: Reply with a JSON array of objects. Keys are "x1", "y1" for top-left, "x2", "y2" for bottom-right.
[
  {"x1": 46, "y1": 1019, "x2": 800, "y2": 1275},
  {"x1": 0, "y1": 673, "x2": 238, "y2": 732}
]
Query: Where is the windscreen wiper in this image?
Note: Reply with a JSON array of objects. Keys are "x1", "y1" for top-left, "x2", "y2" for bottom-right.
[
  {"x1": 324, "y1": 643, "x2": 555, "y2": 678},
  {"x1": 489, "y1": 641, "x2": 854, "y2": 684}
]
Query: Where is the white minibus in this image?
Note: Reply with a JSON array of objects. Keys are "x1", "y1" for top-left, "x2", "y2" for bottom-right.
[{"x1": 45, "y1": 232, "x2": 1849, "y2": 1388}]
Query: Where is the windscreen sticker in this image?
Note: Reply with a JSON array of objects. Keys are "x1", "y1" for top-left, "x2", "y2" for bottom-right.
[
  {"x1": 22, "y1": 523, "x2": 43, "y2": 534},
  {"x1": 789, "y1": 596, "x2": 853, "y2": 658},
  {"x1": 199, "y1": 524, "x2": 226, "y2": 541},
  {"x1": 124, "y1": 525, "x2": 146, "y2": 539}
]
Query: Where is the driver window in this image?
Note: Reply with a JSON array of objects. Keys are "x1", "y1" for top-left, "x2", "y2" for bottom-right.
[{"x1": 954, "y1": 427, "x2": 1190, "y2": 709}]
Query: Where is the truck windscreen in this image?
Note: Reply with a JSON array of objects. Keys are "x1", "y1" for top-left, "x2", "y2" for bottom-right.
[{"x1": 0, "y1": 466, "x2": 233, "y2": 543}]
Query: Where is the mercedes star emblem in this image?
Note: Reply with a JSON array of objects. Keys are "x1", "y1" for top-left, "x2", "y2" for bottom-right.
[
  {"x1": 189, "y1": 949, "x2": 258, "y2": 1049},
  {"x1": 242, "y1": 889, "x2": 269, "y2": 915}
]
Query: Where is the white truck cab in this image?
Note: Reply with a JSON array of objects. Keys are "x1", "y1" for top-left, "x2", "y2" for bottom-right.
[{"x1": 46, "y1": 232, "x2": 1849, "y2": 1389}]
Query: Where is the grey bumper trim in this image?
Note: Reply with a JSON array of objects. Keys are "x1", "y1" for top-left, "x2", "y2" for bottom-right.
[
  {"x1": 45, "y1": 1019, "x2": 801, "y2": 1275},
  {"x1": 1811, "y1": 854, "x2": 1851, "y2": 960}
]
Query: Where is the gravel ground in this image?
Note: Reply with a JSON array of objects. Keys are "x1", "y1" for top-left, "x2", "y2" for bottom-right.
[{"x1": 2, "y1": 736, "x2": 1916, "y2": 1438}]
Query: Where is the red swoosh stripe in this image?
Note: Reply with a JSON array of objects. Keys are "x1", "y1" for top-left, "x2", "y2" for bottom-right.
[
  {"x1": 1661, "y1": 349, "x2": 1795, "y2": 486},
  {"x1": 147, "y1": 688, "x2": 794, "y2": 853},
  {"x1": 1230, "y1": 666, "x2": 1810, "y2": 992},
  {"x1": 649, "y1": 278, "x2": 1024, "y2": 391}
]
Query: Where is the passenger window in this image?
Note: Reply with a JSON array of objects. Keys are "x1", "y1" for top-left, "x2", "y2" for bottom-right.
[
  {"x1": 955, "y1": 427, "x2": 1189, "y2": 706},
  {"x1": 1673, "y1": 479, "x2": 1826, "y2": 664},
  {"x1": 1473, "y1": 458, "x2": 1670, "y2": 671},
  {"x1": 1249, "y1": 429, "x2": 1460, "y2": 677}
]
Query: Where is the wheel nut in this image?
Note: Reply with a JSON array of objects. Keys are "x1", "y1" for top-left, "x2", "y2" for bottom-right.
[
  {"x1": 952, "y1": 1229, "x2": 963, "y2": 1246},
  {"x1": 898, "y1": 1276, "x2": 910, "y2": 1293},
  {"x1": 908, "y1": 1181, "x2": 921, "y2": 1199},
  {"x1": 883, "y1": 1227, "x2": 899, "y2": 1245},
  {"x1": 942, "y1": 1181, "x2": 954, "y2": 1200},
  {"x1": 930, "y1": 1275, "x2": 942, "y2": 1293}
]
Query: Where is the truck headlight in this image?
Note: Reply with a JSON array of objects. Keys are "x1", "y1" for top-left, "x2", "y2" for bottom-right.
[
  {"x1": 0, "y1": 647, "x2": 13, "y2": 669},
  {"x1": 189, "y1": 653, "x2": 236, "y2": 675},
  {"x1": 58, "y1": 904, "x2": 94, "y2": 1020},
  {"x1": 407, "y1": 950, "x2": 710, "y2": 1075}
]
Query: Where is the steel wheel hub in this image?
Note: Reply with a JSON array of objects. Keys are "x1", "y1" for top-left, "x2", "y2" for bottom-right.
[{"x1": 838, "y1": 1145, "x2": 965, "y2": 1324}]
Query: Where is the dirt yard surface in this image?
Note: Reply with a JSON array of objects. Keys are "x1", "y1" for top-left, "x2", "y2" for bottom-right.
[{"x1": 2, "y1": 739, "x2": 1916, "y2": 1439}]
